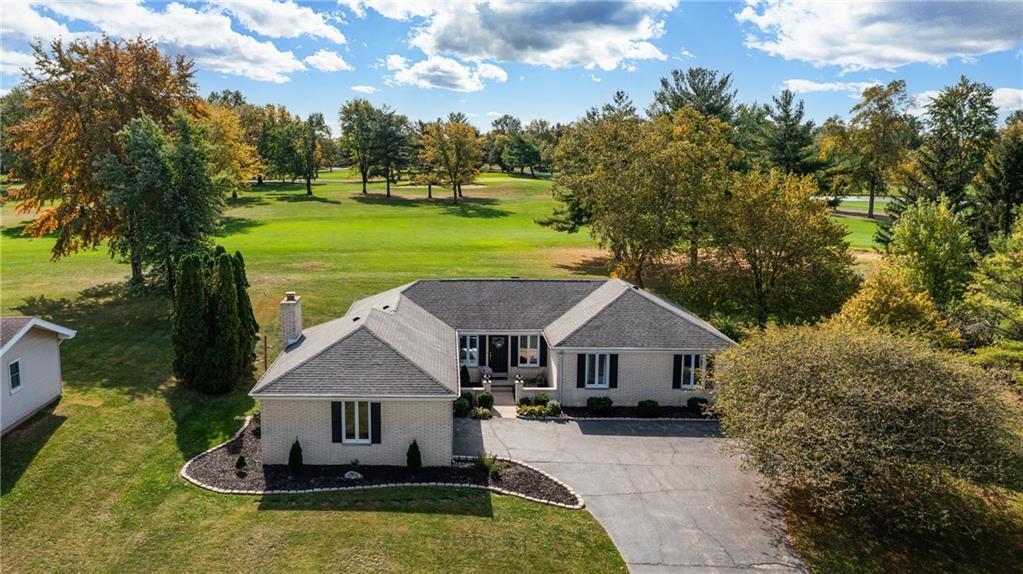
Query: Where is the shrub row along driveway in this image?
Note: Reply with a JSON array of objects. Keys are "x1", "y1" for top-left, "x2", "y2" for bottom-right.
[{"x1": 454, "y1": 417, "x2": 804, "y2": 574}]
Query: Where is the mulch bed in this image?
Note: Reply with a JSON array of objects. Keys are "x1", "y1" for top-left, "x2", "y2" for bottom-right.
[
  {"x1": 561, "y1": 406, "x2": 716, "y2": 419},
  {"x1": 185, "y1": 419, "x2": 578, "y2": 506}
]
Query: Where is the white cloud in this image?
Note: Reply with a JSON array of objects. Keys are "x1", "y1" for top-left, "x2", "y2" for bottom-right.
[
  {"x1": 350, "y1": 85, "x2": 378, "y2": 94},
  {"x1": 781, "y1": 79, "x2": 881, "y2": 98},
  {"x1": 1, "y1": 50, "x2": 37, "y2": 76},
  {"x1": 589, "y1": 74, "x2": 601, "y2": 82},
  {"x1": 672, "y1": 48, "x2": 694, "y2": 61},
  {"x1": 385, "y1": 54, "x2": 506, "y2": 92},
  {"x1": 0, "y1": 88, "x2": 10, "y2": 97},
  {"x1": 993, "y1": 88, "x2": 1023, "y2": 113},
  {"x1": 345, "y1": 0, "x2": 676, "y2": 71},
  {"x1": 737, "y1": 0, "x2": 1023, "y2": 72},
  {"x1": 8, "y1": 1, "x2": 307, "y2": 83},
  {"x1": 217, "y1": 0, "x2": 346, "y2": 43},
  {"x1": 304, "y1": 49, "x2": 353, "y2": 71},
  {"x1": 909, "y1": 90, "x2": 941, "y2": 117},
  {"x1": 0, "y1": 2, "x2": 80, "y2": 43}
]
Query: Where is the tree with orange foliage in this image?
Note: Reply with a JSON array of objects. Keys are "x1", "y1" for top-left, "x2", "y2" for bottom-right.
[{"x1": 5, "y1": 37, "x2": 200, "y2": 283}]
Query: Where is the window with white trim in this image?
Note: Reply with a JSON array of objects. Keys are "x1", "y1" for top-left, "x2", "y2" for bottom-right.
[
  {"x1": 517, "y1": 335, "x2": 540, "y2": 367},
  {"x1": 459, "y1": 335, "x2": 479, "y2": 366},
  {"x1": 584, "y1": 353, "x2": 610, "y2": 388},
  {"x1": 8, "y1": 359, "x2": 21, "y2": 394},
  {"x1": 679, "y1": 354, "x2": 704, "y2": 388},
  {"x1": 343, "y1": 401, "x2": 371, "y2": 444}
]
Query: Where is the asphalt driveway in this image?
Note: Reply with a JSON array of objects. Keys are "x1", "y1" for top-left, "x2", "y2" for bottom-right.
[{"x1": 454, "y1": 417, "x2": 804, "y2": 574}]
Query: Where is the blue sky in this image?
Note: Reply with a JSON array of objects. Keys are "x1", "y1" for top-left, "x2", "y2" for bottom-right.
[{"x1": 2, "y1": 1, "x2": 1021, "y2": 131}]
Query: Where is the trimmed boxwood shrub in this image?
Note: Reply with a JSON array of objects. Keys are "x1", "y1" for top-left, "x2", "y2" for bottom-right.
[
  {"x1": 288, "y1": 438, "x2": 303, "y2": 475},
  {"x1": 407, "y1": 439, "x2": 422, "y2": 470},
  {"x1": 476, "y1": 391, "x2": 494, "y2": 410},
  {"x1": 532, "y1": 393, "x2": 551, "y2": 406},
  {"x1": 453, "y1": 397, "x2": 471, "y2": 417},
  {"x1": 687, "y1": 397, "x2": 709, "y2": 415},
  {"x1": 586, "y1": 396, "x2": 613, "y2": 416},
  {"x1": 637, "y1": 400, "x2": 661, "y2": 418},
  {"x1": 518, "y1": 396, "x2": 533, "y2": 406},
  {"x1": 470, "y1": 406, "x2": 493, "y2": 420},
  {"x1": 235, "y1": 455, "x2": 247, "y2": 470},
  {"x1": 460, "y1": 390, "x2": 475, "y2": 406}
]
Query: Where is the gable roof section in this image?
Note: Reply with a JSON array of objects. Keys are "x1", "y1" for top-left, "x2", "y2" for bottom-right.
[
  {"x1": 401, "y1": 279, "x2": 604, "y2": 330},
  {"x1": 543, "y1": 280, "x2": 630, "y2": 346},
  {"x1": 1, "y1": 316, "x2": 77, "y2": 356},
  {"x1": 550, "y1": 287, "x2": 733, "y2": 350},
  {"x1": 250, "y1": 289, "x2": 457, "y2": 398}
]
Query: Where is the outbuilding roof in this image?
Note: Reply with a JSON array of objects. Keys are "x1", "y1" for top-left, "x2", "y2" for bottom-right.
[{"x1": 1, "y1": 316, "x2": 77, "y2": 356}]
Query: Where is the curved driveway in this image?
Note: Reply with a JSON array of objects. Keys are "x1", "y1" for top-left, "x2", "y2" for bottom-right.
[{"x1": 454, "y1": 417, "x2": 804, "y2": 574}]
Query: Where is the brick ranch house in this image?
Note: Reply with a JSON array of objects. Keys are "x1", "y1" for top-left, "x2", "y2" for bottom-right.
[{"x1": 250, "y1": 279, "x2": 733, "y2": 466}]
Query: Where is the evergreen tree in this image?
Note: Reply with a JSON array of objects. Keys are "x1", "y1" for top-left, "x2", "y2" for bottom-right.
[
  {"x1": 763, "y1": 90, "x2": 816, "y2": 175},
  {"x1": 648, "y1": 67, "x2": 736, "y2": 123},
  {"x1": 172, "y1": 254, "x2": 207, "y2": 387},
  {"x1": 201, "y1": 253, "x2": 242, "y2": 393},
  {"x1": 233, "y1": 251, "x2": 259, "y2": 373},
  {"x1": 973, "y1": 123, "x2": 1023, "y2": 247}
]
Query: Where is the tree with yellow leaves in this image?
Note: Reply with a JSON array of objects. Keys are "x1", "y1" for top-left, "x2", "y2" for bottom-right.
[{"x1": 202, "y1": 102, "x2": 260, "y2": 199}]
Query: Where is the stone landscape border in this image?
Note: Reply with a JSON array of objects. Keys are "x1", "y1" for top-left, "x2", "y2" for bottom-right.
[{"x1": 179, "y1": 416, "x2": 584, "y2": 509}]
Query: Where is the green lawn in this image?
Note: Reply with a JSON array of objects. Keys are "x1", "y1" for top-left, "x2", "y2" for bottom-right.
[{"x1": 0, "y1": 172, "x2": 625, "y2": 573}]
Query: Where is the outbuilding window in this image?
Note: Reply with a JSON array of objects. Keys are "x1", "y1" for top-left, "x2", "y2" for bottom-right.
[
  {"x1": 8, "y1": 359, "x2": 21, "y2": 394},
  {"x1": 343, "y1": 401, "x2": 371, "y2": 444},
  {"x1": 459, "y1": 335, "x2": 479, "y2": 367}
]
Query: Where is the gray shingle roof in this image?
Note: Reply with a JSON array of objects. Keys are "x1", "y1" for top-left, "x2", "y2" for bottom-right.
[
  {"x1": 1, "y1": 317, "x2": 32, "y2": 348},
  {"x1": 401, "y1": 279, "x2": 604, "y2": 330},
  {"x1": 251, "y1": 278, "x2": 732, "y2": 398},
  {"x1": 551, "y1": 287, "x2": 733, "y2": 350}
]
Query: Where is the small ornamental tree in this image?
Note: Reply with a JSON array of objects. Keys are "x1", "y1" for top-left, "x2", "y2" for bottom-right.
[
  {"x1": 289, "y1": 438, "x2": 303, "y2": 475},
  {"x1": 171, "y1": 254, "x2": 207, "y2": 387},
  {"x1": 406, "y1": 440, "x2": 422, "y2": 470},
  {"x1": 714, "y1": 323, "x2": 1023, "y2": 532},
  {"x1": 832, "y1": 263, "x2": 962, "y2": 347},
  {"x1": 889, "y1": 198, "x2": 974, "y2": 307}
]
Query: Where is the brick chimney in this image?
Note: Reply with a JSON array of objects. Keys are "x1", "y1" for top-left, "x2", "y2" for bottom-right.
[{"x1": 280, "y1": 291, "x2": 303, "y2": 347}]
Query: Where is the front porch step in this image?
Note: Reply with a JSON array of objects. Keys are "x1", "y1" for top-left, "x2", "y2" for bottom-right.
[{"x1": 489, "y1": 387, "x2": 516, "y2": 406}]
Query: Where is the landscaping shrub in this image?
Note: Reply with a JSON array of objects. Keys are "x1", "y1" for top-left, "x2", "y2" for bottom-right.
[
  {"x1": 518, "y1": 396, "x2": 533, "y2": 406},
  {"x1": 546, "y1": 400, "x2": 561, "y2": 415},
  {"x1": 637, "y1": 400, "x2": 661, "y2": 418},
  {"x1": 532, "y1": 393, "x2": 551, "y2": 406},
  {"x1": 687, "y1": 397, "x2": 709, "y2": 415},
  {"x1": 460, "y1": 364, "x2": 471, "y2": 388},
  {"x1": 516, "y1": 405, "x2": 546, "y2": 417},
  {"x1": 460, "y1": 390, "x2": 475, "y2": 406},
  {"x1": 453, "y1": 397, "x2": 471, "y2": 417},
  {"x1": 476, "y1": 392, "x2": 494, "y2": 410},
  {"x1": 349, "y1": 459, "x2": 360, "y2": 469},
  {"x1": 475, "y1": 453, "x2": 502, "y2": 478},
  {"x1": 235, "y1": 455, "x2": 246, "y2": 470},
  {"x1": 714, "y1": 323, "x2": 1023, "y2": 533},
  {"x1": 586, "y1": 396, "x2": 613, "y2": 416},
  {"x1": 470, "y1": 406, "x2": 492, "y2": 420},
  {"x1": 288, "y1": 438, "x2": 303, "y2": 475},
  {"x1": 406, "y1": 440, "x2": 422, "y2": 470}
]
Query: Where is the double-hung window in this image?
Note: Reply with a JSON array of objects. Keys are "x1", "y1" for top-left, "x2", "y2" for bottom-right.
[
  {"x1": 674, "y1": 354, "x2": 704, "y2": 388},
  {"x1": 517, "y1": 335, "x2": 540, "y2": 367},
  {"x1": 459, "y1": 335, "x2": 479, "y2": 366},
  {"x1": 584, "y1": 353, "x2": 611, "y2": 388},
  {"x1": 8, "y1": 359, "x2": 21, "y2": 394},
  {"x1": 342, "y1": 401, "x2": 371, "y2": 444}
]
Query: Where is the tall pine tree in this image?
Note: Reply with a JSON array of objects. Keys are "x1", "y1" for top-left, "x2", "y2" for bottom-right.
[
  {"x1": 973, "y1": 123, "x2": 1023, "y2": 248},
  {"x1": 172, "y1": 254, "x2": 207, "y2": 387},
  {"x1": 233, "y1": 251, "x2": 259, "y2": 373},
  {"x1": 202, "y1": 253, "x2": 242, "y2": 393}
]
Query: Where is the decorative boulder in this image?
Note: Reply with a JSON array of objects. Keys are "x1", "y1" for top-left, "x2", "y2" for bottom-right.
[{"x1": 344, "y1": 470, "x2": 363, "y2": 480}]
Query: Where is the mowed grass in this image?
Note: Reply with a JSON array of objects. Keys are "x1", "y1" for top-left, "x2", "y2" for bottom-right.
[{"x1": 0, "y1": 172, "x2": 625, "y2": 573}]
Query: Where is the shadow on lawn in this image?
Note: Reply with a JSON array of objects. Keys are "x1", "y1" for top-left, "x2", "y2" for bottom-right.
[
  {"x1": 0, "y1": 405, "x2": 66, "y2": 495},
  {"x1": 351, "y1": 193, "x2": 511, "y2": 219},
  {"x1": 217, "y1": 215, "x2": 264, "y2": 236},
  {"x1": 256, "y1": 486, "x2": 495, "y2": 517},
  {"x1": 555, "y1": 255, "x2": 610, "y2": 277},
  {"x1": 269, "y1": 192, "x2": 340, "y2": 204}
]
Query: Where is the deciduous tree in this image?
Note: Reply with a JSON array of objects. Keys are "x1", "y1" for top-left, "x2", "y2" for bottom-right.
[
  {"x1": 889, "y1": 198, "x2": 974, "y2": 307},
  {"x1": 202, "y1": 102, "x2": 259, "y2": 199},
  {"x1": 6, "y1": 37, "x2": 199, "y2": 277},
  {"x1": 339, "y1": 98, "x2": 378, "y2": 193},
  {"x1": 420, "y1": 118, "x2": 481, "y2": 203}
]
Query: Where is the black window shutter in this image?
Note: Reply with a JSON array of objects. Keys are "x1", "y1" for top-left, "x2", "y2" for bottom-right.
[
  {"x1": 576, "y1": 354, "x2": 586, "y2": 388},
  {"x1": 331, "y1": 402, "x2": 342, "y2": 443},
  {"x1": 370, "y1": 402, "x2": 381, "y2": 444},
  {"x1": 609, "y1": 354, "x2": 619, "y2": 388},
  {"x1": 510, "y1": 335, "x2": 519, "y2": 367},
  {"x1": 672, "y1": 355, "x2": 683, "y2": 389},
  {"x1": 479, "y1": 335, "x2": 487, "y2": 366},
  {"x1": 539, "y1": 336, "x2": 548, "y2": 366}
]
